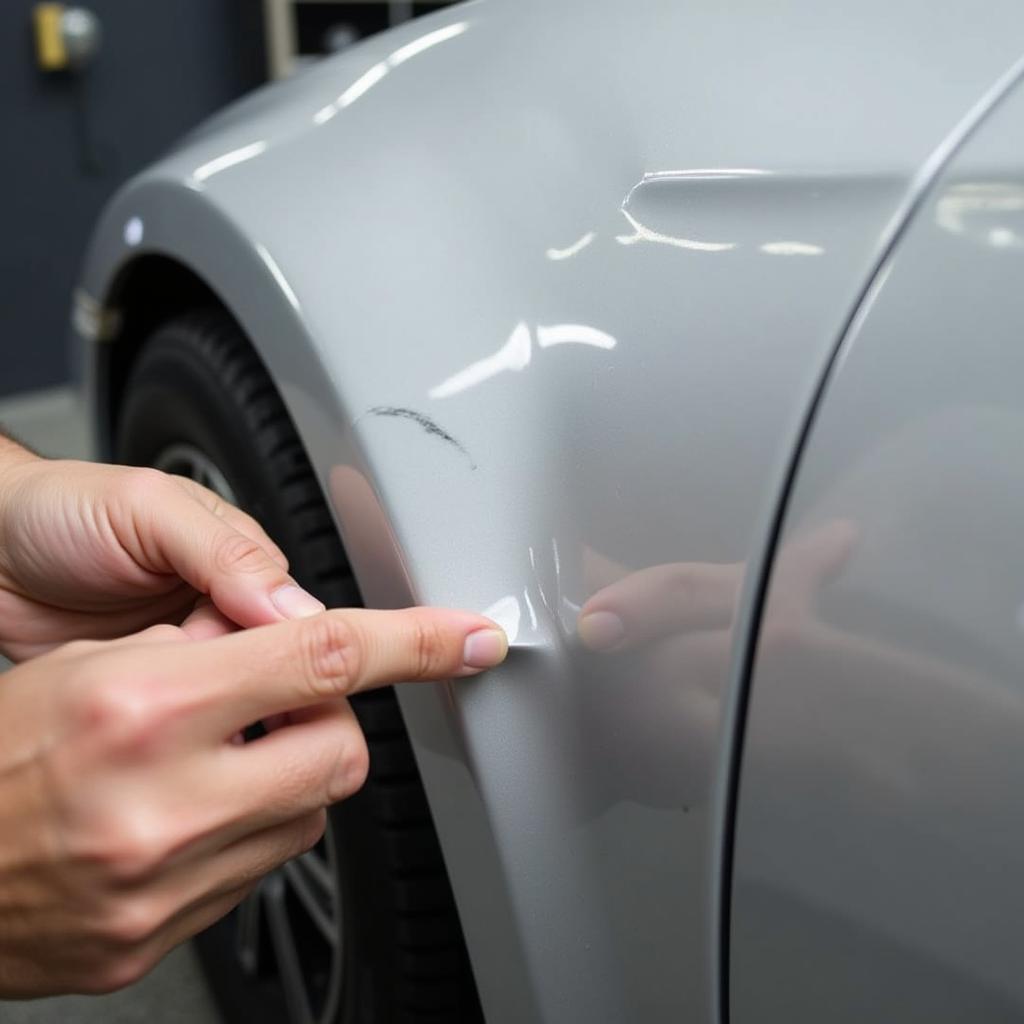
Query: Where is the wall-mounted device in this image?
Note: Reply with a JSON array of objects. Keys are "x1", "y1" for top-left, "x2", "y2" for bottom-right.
[{"x1": 32, "y1": 4, "x2": 101, "y2": 72}]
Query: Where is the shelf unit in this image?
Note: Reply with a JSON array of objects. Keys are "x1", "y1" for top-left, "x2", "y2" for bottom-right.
[{"x1": 263, "y1": 0, "x2": 451, "y2": 79}]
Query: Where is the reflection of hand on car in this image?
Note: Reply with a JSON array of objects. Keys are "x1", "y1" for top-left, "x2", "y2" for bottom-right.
[{"x1": 577, "y1": 519, "x2": 859, "y2": 654}]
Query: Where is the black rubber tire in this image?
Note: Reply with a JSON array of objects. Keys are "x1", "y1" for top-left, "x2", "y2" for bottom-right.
[{"x1": 115, "y1": 309, "x2": 484, "y2": 1024}]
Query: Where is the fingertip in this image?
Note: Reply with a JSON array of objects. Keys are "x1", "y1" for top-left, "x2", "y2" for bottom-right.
[
  {"x1": 270, "y1": 584, "x2": 327, "y2": 620},
  {"x1": 577, "y1": 609, "x2": 626, "y2": 652},
  {"x1": 462, "y1": 627, "x2": 509, "y2": 671}
]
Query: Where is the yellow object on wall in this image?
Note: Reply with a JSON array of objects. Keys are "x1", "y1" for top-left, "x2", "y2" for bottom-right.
[{"x1": 33, "y1": 3, "x2": 68, "y2": 71}]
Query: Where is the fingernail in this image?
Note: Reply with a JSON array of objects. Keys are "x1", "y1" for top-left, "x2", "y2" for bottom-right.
[
  {"x1": 463, "y1": 628, "x2": 509, "y2": 669},
  {"x1": 271, "y1": 584, "x2": 326, "y2": 620},
  {"x1": 577, "y1": 610, "x2": 625, "y2": 651}
]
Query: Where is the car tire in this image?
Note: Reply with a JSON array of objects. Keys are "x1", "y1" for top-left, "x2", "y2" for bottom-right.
[{"x1": 115, "y1": 308, "x2": 484, "y2": 1024}]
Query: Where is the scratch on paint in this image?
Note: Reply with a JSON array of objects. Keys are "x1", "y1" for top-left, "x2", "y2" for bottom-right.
[{"x1": 367, "y1": 406, "x2": 477, "y2": 469}]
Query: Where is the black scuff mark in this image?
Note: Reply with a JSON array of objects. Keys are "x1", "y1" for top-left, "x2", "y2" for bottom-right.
[{"x1": 367, "y1": 406, "x2": 477, "y2": 469}]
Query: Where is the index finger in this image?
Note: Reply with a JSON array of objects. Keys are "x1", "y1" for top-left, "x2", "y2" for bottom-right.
[
  {"x1": 578, "y1": 561, "x2": 742, "y2": 652},
  {"x1": 145, "y1": 607, "x2": 508, "y2": 738}
]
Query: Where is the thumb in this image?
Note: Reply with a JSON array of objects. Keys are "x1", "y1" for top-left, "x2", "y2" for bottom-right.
[{"x1": 117, "y1": 471, "x2": 325, "y2": 627}]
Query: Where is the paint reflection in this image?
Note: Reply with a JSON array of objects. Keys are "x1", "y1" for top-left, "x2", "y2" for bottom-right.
[
  {"x1": 615, "y1": 168, "x2": 771, "y2": 253},
  {"x1": 579, "y1": 521, "x2": 855, "y2": 655},
  {"x1": 760, "y1": 240, "x2": 824, "y2": 255},
  {"x1": 312, "y1": 21, "x2": 469, "y2": 125},
  {"x1": 482, "y1": 594, "x2": 522, "y2": 644},
  {"x1": 190, "y1": 140, "x2": 267, "y2": 186},
  {"x1": 615, "y1": 209, "x2": 735, "y2": 252},
  {"x1": 546, "y1": 232, "x2": 596, "y2": 261},
  {"x1": 429, "y1": 321, "x2": 616, "y2": 399},
  {"x1": 935, "y1": 181, "x2": 1024, "y2": 249},
  {"x1": 572, "y1": 521, "x2": 858, "y2": 809}
]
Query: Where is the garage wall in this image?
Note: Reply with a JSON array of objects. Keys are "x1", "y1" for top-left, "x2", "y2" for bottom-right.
[{"x1": 0, "y1": 1, "x2": 266, "y2": 398}]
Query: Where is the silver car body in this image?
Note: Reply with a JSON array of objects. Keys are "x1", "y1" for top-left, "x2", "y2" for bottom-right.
[{"x1": 75, "y1": 1, "x2": 1024, "y2": 1020}]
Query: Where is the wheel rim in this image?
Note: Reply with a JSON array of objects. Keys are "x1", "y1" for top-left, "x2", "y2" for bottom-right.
[
  {"x1": 152, "y1": 441, "x2": 345, "y2": 1024},
  {"x1": 234, "y1": 827, "x2": 344, "y2": 1024},
  {"x1": 152, "y1": 443, "x2": 240, "y2": 506}
]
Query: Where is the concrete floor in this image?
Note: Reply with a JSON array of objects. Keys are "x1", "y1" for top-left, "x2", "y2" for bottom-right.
[{"x1": 0, "y1": 388, "x2": 221, "y2": 1024}]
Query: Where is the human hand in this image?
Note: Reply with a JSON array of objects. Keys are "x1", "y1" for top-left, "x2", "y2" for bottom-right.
[
  {"x1": 0, "y1": 605, "x2": 507, "y2": 997},
  {"x1": 0, "y1": 442, "x2": 321, "y2": 660}
]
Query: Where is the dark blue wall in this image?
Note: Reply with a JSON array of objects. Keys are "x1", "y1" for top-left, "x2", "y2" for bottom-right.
[{"x1": 0, "y1": 1, "x2": 265, "y2": 397}]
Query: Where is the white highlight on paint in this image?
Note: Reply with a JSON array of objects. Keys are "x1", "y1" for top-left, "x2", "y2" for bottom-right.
[
  {"x1": 988, "y1": 227, "x2": 1018, "y2": 248},
  {"x1": 338, "y1": 61, "x2": 389, "y2": 108},
  {"x1": 428, "y1": 320, "x2": 617, "y2": 399},
  {"x1": 616, "y1": 209, "x2": 735, "y2": 252},
  {"x1": 620, "y1": 168, "x2": 769, "y2": 207},
  {"x1": 482, "y1": 595, "x2": 521, "y2": 644},
  {"x1": 523, "y1": 589, "x2": 539, "y2": 631},
  {"x1": 429, "y1": 321, "x2": 532, "y2": 398},
  {"x1": 389, "y1": 21, "x2": 468, "y2": 66},
  {"x1": 312, "y1": 21, "x2": 468, "y2": 124},
  {"x1": 255, "y1": 243, "x2": 300, "y2": 312},
  {"x1": 429, "y1": 320, "x2": 617, "y2": 398},
  {"x1": 545, "y1": 231, "x2": 596, "y2": 261},
  {"x1": 191, "y1": 141, "x2": 268, "y2": 184},
  {"x1": 536, "y1": 323, "x2": 617, "y2": 350},
  {"x1": 642, "y1": 168, "x2": 769, "y2": 181},
  {"x1": 123, "y1": 216, "x2": 144, "y2": 247},
  {"x1": 760, "y1": 240, "x2": 824, "y2": 256}
]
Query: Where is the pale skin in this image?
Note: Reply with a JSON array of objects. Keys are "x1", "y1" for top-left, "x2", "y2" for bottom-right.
[{"x1": 0, "y1": 437, "x2": 507, "y2": 999}]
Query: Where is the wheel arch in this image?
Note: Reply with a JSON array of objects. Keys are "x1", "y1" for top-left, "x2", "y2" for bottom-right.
[
  {"x1": 93, "y1": 253, "x2": 225, "y2": 458},
  {"x1": 75, "y1": 176, "x2": 542, "y2": 1022}
]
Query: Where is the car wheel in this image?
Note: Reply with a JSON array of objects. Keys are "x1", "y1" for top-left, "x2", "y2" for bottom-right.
[{"x1": 115, "y1": 308, "x2": 484, "y2": 1024}]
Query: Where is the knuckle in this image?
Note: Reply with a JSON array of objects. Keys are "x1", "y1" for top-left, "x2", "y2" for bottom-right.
[
  {"x1": 342, "y1": 735, "x2": 370, "y2": 796},
  {"x1": 72, "y1": 677, "x2": 137, "y2": 732},
  {"x1": 95, "y1": 811, "x2": 174, "y2": 885},
  {"x1": 137, "y1": 623, "x2": 182, "y2": 644},
  {"x1": 300, "y1": 615, "x2": 362, "y2": 697},
  {"x1": 120, "y1": 466, "x2": 170, "y2": 506},
  {"x1": 302, "y1": 809, "x2": 328, "y2": 851},
  {"x1": 668, "y1": 565, "x2": 698, "y2": 609},
  {"x1": 760, "y1": 605, "x2": 804, "y2": 659},
  {"x1": 286, "y1": 811, "x2": 328, "y2": 863},
  {"x1": 58, "y1": 638, "x2": 105, "y2": 663},
  {"x1": 88, "y1": 950, "x2": 153, "y2": 994},
  {"x1": 327, "y1": 729, "x2": 370, "y2": 803},
  {"x1": 98, "y1": 896, "x2": 163, "y2": 949},
  {"x1": 213, "y1": 532, "x2": 270, "y2": 577},
  {"x1": 71, "y1": 679, "x2": 162, "y2": 758},
  {"x1": 410, "y1": 616, "x2": 450, "y2": 679}
]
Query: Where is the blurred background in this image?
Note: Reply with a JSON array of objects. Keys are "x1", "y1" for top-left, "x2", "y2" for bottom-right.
[{"x1": 1, "y1": 0, "x2": 449, "y2": 401}]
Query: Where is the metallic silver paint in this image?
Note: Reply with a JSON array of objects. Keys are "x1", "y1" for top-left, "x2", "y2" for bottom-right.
[
  {"x1": 731, "y1": 79, "x2": 1024, "y2": 1024},
  {"x1": 74, "y1": 2, "x2": 1024, "y2": 1020}
]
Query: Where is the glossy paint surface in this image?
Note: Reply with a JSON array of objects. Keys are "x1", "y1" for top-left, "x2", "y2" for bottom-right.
[
  {"x1": 76, "y1": 2, "x2": 1024, "y2": 1020},
  {"x1": 731, "y1": 82, "x2": 1024, "y2": 1022}
]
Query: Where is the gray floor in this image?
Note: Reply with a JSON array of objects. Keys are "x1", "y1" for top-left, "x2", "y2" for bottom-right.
[{"x1": 0, "y1": 388, "x2": 221, "y2": 1024}]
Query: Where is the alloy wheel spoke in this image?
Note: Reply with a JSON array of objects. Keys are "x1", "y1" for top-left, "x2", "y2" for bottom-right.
[
  {"x1": 282, "y1": 853, "x2": 337, "y2": 946},
  {"x1": 262, "y1": 874, "x2": 316, "y2": 1024},
  {"x1": 234, "y1": 886, "x2": 263, "y2": 975},
  {"x1": 152, "y1": 442, "x2": 238, "y2": 504}
]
